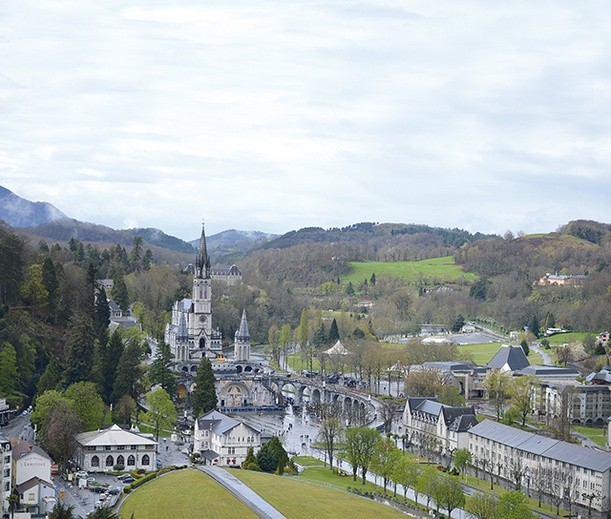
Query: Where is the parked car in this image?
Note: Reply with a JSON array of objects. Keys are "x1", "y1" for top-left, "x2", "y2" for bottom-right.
[
  {"x1": 107, "y1": 487, "x2": 121, "y2": 495},
  {"x1": 75, "y1": 470, "x2": 88, "y2": 479},
  {"x1": 120, "y1": 476, "x2": 135, "y2": 484}
]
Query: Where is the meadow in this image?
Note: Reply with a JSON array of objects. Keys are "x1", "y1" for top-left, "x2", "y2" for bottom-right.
[
  {"x1": 342, "y1": 256, "x2": 477, "y2": 285},
  {"x1": 119, "y1": 469, "x2": 259, "y2": 519}
]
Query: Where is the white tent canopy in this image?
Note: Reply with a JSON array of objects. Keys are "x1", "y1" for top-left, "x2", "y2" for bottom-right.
[{"x1": 323, "y1": 340, "x2": 351, "y2": 355}]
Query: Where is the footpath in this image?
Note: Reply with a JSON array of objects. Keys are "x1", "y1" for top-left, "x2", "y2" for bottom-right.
[{"x1": 197, "y1": 465, "x2": 287, "y2": 519}]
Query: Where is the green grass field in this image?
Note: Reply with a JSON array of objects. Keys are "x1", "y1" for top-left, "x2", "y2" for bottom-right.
[
  {"x1": 119, "y1": 469, "x2": 259, "y2": 519},
  {"x1": 231, "y1": 468, "x2": 406, "y2": 519},
  {"x1": 544, "y1": 332, "x2": 587, "y2": 345},
  {"x1": 458, "y1": 342, "x2": 544, "y2": 366},
  {"x1": 343, "y1": 256, "x2": 477, "y2": 285},
  {"x1": 573, "y1": 425, "x2": 608, "y2": 447}
]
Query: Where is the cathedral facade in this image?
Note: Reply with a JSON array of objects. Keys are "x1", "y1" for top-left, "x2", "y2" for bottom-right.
[{"x1": 165, "y1": 224, "x2": 225, "y2": 365}]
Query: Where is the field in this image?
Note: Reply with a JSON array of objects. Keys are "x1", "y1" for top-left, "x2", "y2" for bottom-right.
[
  {"x1": 573, "y1": 425, "x2": 608, "y2": 447},
  {"x1": 231, "y1": 468, "x2": 406, "y2": 519},
  {"x1": 544, "y1": 332, "x2": 587, "y2": 345},
  {"x1": 119, "y1": 469, "x2": 259, "y2": 519},
  {"x1": 458, "y1": 342, "x2": 544, "y2": 366},
  {"x1": 342, "y1": 256, "x2": 477, "y2": 285}
]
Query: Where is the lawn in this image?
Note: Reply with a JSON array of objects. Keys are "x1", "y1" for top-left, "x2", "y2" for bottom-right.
[
  {"x1": 544, "y1": 332, "x2": 587, "y2": 345},
  {"x1": 458, "y1": 342, "x2": 544, "y2": 366},
  {"x1": 573, "y1": 425, "x2": 608, "y2": 447},
  {"x1": 343, "y1": 256, "x2": 477, "y2": 285},
  {"x1": 231, "y1": 469, "x2": 407, "y2": 519},
  {"x1": 119, "y1": 469, "x2": 259, "y2": 519}
]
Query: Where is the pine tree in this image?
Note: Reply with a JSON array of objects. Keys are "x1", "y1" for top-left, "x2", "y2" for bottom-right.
[
  {"x1": 111, "y1": 338, "x2": 143, "y2": 403},
  {"x1": 328, "y1": 318, "x2": 340, "y2": 343},
  {"x1": 111, "y1": 274, "x2": 130, "y2": 314},
  {"x1": 370, "y1": 273, "x2": 376, "y2": 285},
  {"x1": 63, "y1": 315, "x2": 96, "y2": 387},
  {"x1": 93, "y1": 287, "x2": 110, "y2": 346},
  {"x1": 42, "y1": 257, "x2": 59, "y2": 322},
  {"x1": 192, "y1": 357, "x2": 217, "y2": 416},
  {"x1": 149, "y1": 341, "x2": 177, "y2": 397}
]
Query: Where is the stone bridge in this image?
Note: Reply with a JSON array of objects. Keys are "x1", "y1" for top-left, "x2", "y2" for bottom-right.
[{"x1": 176, "y1": 370, "x2": 376, "y2": 426}]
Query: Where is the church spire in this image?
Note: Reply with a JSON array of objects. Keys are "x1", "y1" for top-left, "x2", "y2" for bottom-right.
[
  {"x1": 235, "y1": 310, "x2": 250, "y2": 341},
  {"x1": 195, "y1": 221, "x2": 211, "y2": 279}
]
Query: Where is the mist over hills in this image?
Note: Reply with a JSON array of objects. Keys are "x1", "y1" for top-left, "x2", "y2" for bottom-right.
[{"x1": 0, "y1": 185, "x2": 67, "y2": 227}]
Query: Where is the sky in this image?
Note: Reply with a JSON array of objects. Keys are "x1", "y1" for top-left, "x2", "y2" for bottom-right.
[{"x1": 1, "y1": 1, "x2": 610, "y2": 241}]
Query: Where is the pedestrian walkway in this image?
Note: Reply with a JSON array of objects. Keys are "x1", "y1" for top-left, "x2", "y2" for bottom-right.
[{"x1": 197, "y1": 465, "x2": 287, "y2": 519}]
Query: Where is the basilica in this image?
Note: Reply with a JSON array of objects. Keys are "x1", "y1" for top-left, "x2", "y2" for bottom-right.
[{"x1": 164, "y1": 224, "x2": 250, "y2": 370}]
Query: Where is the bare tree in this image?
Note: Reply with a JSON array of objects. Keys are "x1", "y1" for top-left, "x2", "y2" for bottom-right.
[{"x1": 317, "y1": 416, "x2": 343, "y2": 469}]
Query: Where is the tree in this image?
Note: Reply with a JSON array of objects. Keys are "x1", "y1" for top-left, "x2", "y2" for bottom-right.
[
  {"x1": 508, "y1": 375, "x2": 534, "y2": 426},
  {"x1": 317, "y1": 417, "x2": 343, "y2": 469},
  {"x1": 93, "y1": 286, "x2": 110, "y2": 346},
  {"x1": 111, "y1": 336, "x2": 144, "y2": 404},
  {"x1": 256, "y1": 436, "x2": 288, "y2": 474},
  {"x1": 483, "y1": 369, "x2": 510, "y2": 420},
  {"x1": 48, "y1": 503, "x2": 76, "y2": 519},
  {"x1": 392, "y1": 454, "x2": 421, "y2": 502},
  {"x1": 371, "y1": 436, "x2": 401, "y2": 493},
  {"x1": 0, "y1": 342, "x2": 18, "y2": 398},
  {"x1": 520, "y1": 339, "x2": 529, "y2": 357},
  {"x1": 192, "y1": 357, "x2": 217, "y2": 416},
  {"x1": 346, "y1": 281, "x2": 354, "y2": 296},
  {"x1": 370, "y1": 273, "x2": 376, "y2": 285},
  {"x1": 149, "y1": 340, "x2": 177, "y2": 397},
  {"x1": 242, "y1": 447, "x2": 260, "y2": 471},
  {"x1": 140, "y1": 387, "x2": 177, "y2": 442},
  {"x1": 64, "y1": 381, "x2": 106, "y2": 431},
  {"x1": 556, "y1": 343, "x2": 574, "y2": 367},
  {"x1": 344, "y1": 427, "x2": 380, "y2": 485},
  {"x1": 466, "y1": 492, "x2": 497, "y2": 519},
  {"x1": 328, "y1": 318, "x2": 340, "y2": 343},
  {"x1": 494, "y1": 490, "x2": 535, "y2": 518},
  {"x1": 31, "y1": 390, "x2": 68, "y2": 437},
  {"x1": 41, "y1": 398, "x2": 82, "y2": 468},
  {"x1": 111, "y1": 273, "x2": 130, "y2": 313},
  {"x1": 436, "y1": 476, "x2": 465, "y2": 518},
  {"x1": 63, "y1": 314, "x2": 96, "y2": 387},
  {"x1": 454, "y1": 448, "x2": 472, "y2": 478},
  {"x1": 95, "y1": 331, "x2": 124, "y2": 404},
  {"x1": 112, "y1": 395, "x2": 136, "y2": 426},
  {"x1": 42, "y1": 257, "x2": 59, "y2": 322},
  {"x1": 86, "y1": 507, "x2": 119, "y2": 519},
  {"x1": 20, "y1": 264, "x2": 49, "y2": 317}
]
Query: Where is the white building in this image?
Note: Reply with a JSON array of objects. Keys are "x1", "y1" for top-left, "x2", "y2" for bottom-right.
[
  {"x1": 11, "y1": 441, "x2": 54, "y2": 514},
  {"x1": 74, "y1": 424, "x2": 157, "y2": 473},
  {"x1": 469, "y1": 419, "x2": 611, "y2": 518},
  {"x1": 0, "y1": 434, "x2": 11, "y2": 516},
  {"x1": 402, "y1": 398, "x2": 478, "y2": 456},
  {"x1": 194, "y1": 410, "x2": 261, "y2": 467}
]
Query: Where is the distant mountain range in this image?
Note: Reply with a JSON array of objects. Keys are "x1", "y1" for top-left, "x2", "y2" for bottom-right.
[
  {"x1": 0, "y1": 185, "x2": 276, "y2": 260},
  {"x1": 0, "y1": 185, "x2": 67, "y2": 227}
]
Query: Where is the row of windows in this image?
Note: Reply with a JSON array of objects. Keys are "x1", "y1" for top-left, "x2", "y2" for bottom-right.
[
  {"x1": 86, "y1": 445, "x2": 149, "y2": 451},
  {"x1": 90, "y1": 454, "x2": 150, "y2": 467}
]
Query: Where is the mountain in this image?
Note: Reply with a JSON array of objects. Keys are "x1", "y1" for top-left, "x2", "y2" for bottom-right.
[
  {"x1": 194, "y1": 229, "x2": 278, "y2": 263},
  {"x1": 27, "y1": 219, "x2": 195, "y2": 254},
  {"x1": 0, "y1": 185, "x2": 68, "y2": 227}
]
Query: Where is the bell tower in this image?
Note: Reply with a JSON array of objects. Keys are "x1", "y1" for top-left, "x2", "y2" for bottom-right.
[{"x1": 190, "y1": 222, "x2": 213, "y2": 349}]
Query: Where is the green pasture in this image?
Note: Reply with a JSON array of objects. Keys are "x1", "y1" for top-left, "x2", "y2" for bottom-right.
[
  {"x1": 342, "y1": 256, "x2": 477, "y2": 285},
  {"x1": 231, "y1": 468, "x2": 406, "y2": 519},
  {"x1": 119, "y1": 469, "x2": 259, "y2": 519},
  {"x1": 544, "y1": 332, "x2": 587, "y2": 345}
]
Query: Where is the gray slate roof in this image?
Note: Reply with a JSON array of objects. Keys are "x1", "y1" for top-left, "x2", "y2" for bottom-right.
[
  {"x1": 470, "y1": 420, "x2": 611, "y2": 472},
  {"x1": 518, "y1": 365, "x2": 579, "y2": 377},
  {"x1": 487, "y1": 345, "x2": 530, "y2": 371},
  {"x1": 198, "y1": 410, "x2": 260, "y2": 436}
]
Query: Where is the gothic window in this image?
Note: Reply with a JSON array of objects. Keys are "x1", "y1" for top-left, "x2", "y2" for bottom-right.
[
  {"x1": 117, "y1": 455, "x2": 125, "y2": 466},
  {"x1": 105, "y1": 455, "x2": 114, "y2": 467},
  {"x1": 142, "y1": 454, "x2": 150, "y2": 466},
  {"x1": 127, "y1": 455, "x2": 135, "y2": 466},
  {"x1": 91, "y1": 456, "x2": 99, "y2": 467}
]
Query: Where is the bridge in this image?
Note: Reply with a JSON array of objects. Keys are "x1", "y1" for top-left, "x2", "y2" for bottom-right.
[{"x1": 176, "y1": 368, "x2": 378, "y2": 427}]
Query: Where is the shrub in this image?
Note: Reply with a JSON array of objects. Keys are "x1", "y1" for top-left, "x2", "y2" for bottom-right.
[{"x1": 113, "y1": 464, "x2": 125, "y2": 471}]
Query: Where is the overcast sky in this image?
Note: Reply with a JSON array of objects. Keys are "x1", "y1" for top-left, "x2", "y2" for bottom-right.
[{"x1": 1, "y1": 1, "x2": 610, "y2": 241}]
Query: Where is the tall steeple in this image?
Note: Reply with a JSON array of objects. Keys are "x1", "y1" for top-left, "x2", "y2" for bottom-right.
[
  {"x1": 195, "y1": 221, "x2": 211, "y2": 279},
  {"x1": 234, "y1": 310, "x2": 251, "y2": 362}
]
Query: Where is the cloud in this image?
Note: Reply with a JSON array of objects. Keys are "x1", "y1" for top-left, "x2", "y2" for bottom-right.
[{"x1": 0, "y1": 1, "x2": 610, "y2": 240}]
